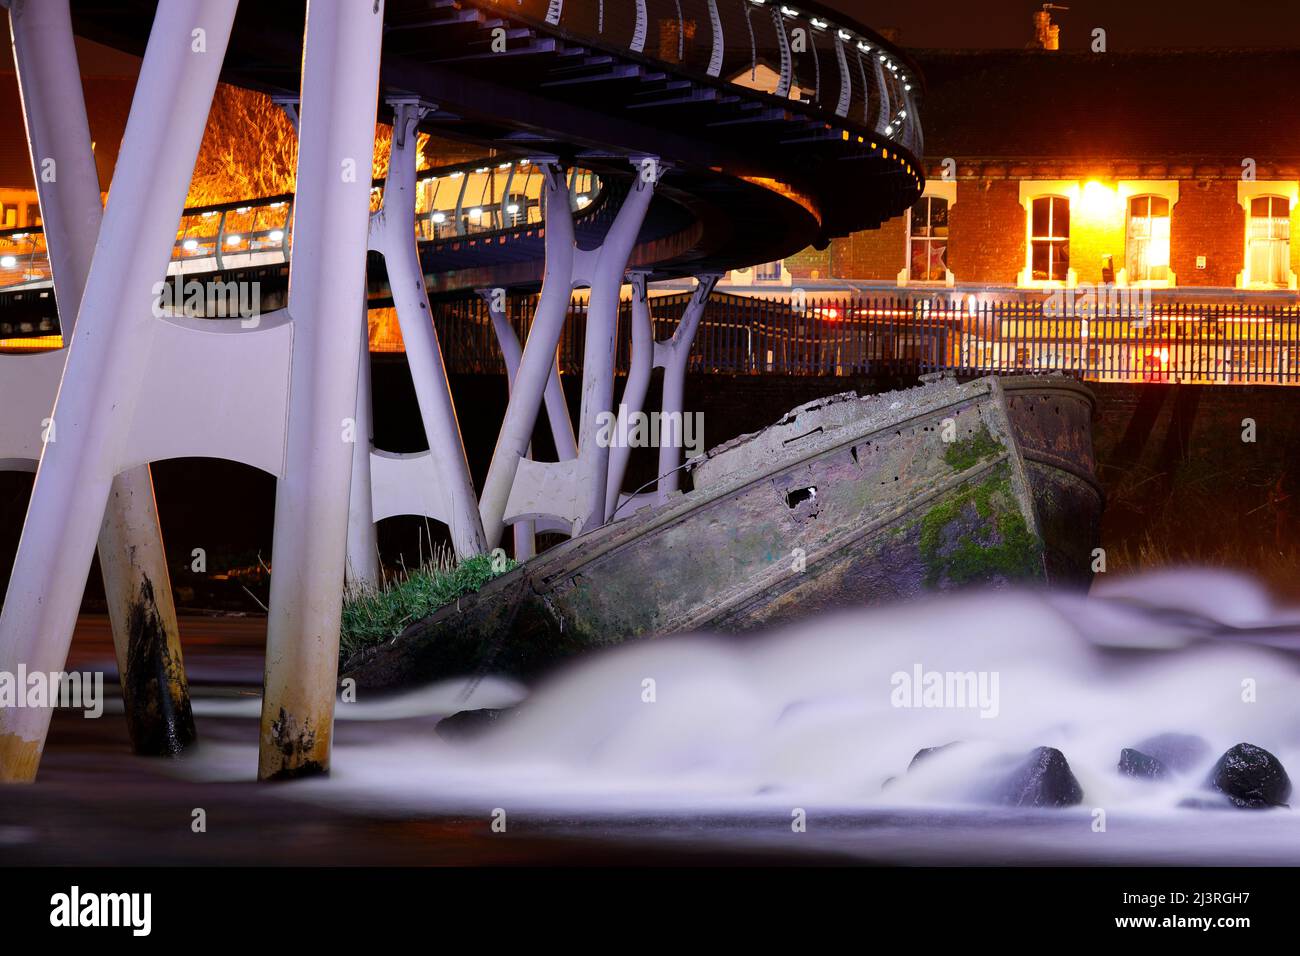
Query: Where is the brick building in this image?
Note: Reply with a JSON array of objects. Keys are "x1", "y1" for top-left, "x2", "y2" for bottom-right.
[{"x1": 771, "y1": 49, "x2": 1300, "y2": 299}]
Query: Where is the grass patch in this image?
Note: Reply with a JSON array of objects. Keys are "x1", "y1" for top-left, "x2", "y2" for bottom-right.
[{"x1": 339, "y1": 547, "x2": 517, "y2": 661}]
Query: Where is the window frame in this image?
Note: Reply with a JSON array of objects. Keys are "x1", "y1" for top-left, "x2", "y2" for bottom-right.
[
  {"x1": 1237, "y1": 181, "x2": 1299, "y2": 291},
  {"x1": 1245, "y1": 194, "x2": 1291, "y2": 289},
  {"x1": 897, "y1": 180, "x2": 956, "y2": 287},
  {"x1": 1017, "y1": 181, "x2": 1078, "y2": 289},
  {"x1": 1029, "y1": 195, "x2": 1071, "y2": 284},
  {"x1": 1115, "y1": 181, "x2": 1179, "y2": 289},
  {"x1": 1124, "y1": 194, "x2": 1171, "y2": 285}
]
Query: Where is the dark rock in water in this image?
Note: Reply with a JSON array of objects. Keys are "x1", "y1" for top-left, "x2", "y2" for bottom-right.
[
  {"x1": 909, "y1": 742, "x2": 961, "y2": 771},
  {"x1": 1134, "y1": 733, "x2": 1210, "y2": 773},
  {"x1": 435, "y1": 708, "x2": 512, "y2": 742},
  {"x1": 1204, "y1": 743, "x2": 1292, "y2": 809},
  {"x1": 1118, "y1": 748, "x2": 1169, "y2": 780},
  {"x1": 997, "y1": 747, "x2": 1084, "y2": 807}
]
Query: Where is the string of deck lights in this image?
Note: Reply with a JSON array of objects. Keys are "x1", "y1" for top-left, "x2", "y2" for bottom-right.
[
  {"x1": 745, "y1": 0, "x2": 915, "y2": 136},
  {"x1": 744, "y1": 0, "x2": 919, "y2": 189}
]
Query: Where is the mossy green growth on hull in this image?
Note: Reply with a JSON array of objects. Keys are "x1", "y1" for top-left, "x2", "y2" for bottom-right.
[
  {"x1": 942, "y1": 421, "x2": 1004, "y2": 472},
  {"x1": 920, "y1": 461, "x2": 1042, "y2": 587}
]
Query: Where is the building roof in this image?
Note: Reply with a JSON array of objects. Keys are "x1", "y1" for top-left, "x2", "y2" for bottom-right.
[{"x1": 913, "y1": 49, "x2": 1300, "y2": 163}]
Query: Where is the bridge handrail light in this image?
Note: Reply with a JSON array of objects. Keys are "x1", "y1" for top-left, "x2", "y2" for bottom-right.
[
  {"x1": 506, "y1": 203, "x2": 520, "y2": 214},
  {"x1": 857, "y1": 41, "x2": 871, "y2": 52},
  {"x1": 468, "y1": 207, "x2": 483, "y2": 220},
  {"x1": 780, "y1": 6, "x2": 798, "y2": 18},
  {"x1": 475, "y1": 167, "x2": 489, "y2": 173},
  {"x1": 431, "y1": 212, "x2": 447, "y2": 223},
  {"x1": 269, "y1": 230, "x2": 285, "y2": 242},
  {"x1": 0, "y1": 256, "x2": 16, "y2": 268},
  {"x1": 182, "y1": 238, "x2": 199, "y2": 251},
  {"x1": 498, "y1": 162, "x2": 512, "y2": 169},
  {"x1": 450, "y1": 171, "x2": 464, "y2": 178},
  {"x1": 838, "y1": 29, "x2": 852, "y2": 41},
  {"x1": 236, "y1": 206, "x2": 251, "y2": 213},
  {"x1": 810, "y1": 17, "x2": 828, "y2": 29},
  {"x1": 225, "y1": 234, "x2": 242, "y2": 246}
]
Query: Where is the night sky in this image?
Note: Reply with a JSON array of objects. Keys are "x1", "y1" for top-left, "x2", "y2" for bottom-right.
[
  {"x1": 824, "y1": 0, "x2": 1300, "y2": 49},
  {"x1": 5, "y1": 1, "x2": 1298, "y2": 75}
]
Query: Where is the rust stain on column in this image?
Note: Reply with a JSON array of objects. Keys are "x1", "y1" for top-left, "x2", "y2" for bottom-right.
[
  {"x1": 260, "y1": 707, "x2": 329, "y2": 781},
  {"x1": 122, "y1": 575, "x2": 197, "y2": 756}
]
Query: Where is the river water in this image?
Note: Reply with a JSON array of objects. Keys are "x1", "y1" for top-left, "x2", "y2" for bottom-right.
[{"x1": 5, "y1": 568, "x2": 1300, "y2": 864}]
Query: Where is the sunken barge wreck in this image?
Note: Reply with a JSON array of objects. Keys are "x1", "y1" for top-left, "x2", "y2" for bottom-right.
[{"x1": 344, "y1": 374, "x2": 1103, "y2": 688}]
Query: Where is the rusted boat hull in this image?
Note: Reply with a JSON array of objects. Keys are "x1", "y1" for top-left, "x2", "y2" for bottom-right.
[
  {"x1": 343, "y1": 374, "x2": 1102, "y2": 688},
  {"x1": 1000, "y1": 377, "x2": 1104, "y2": 587}
]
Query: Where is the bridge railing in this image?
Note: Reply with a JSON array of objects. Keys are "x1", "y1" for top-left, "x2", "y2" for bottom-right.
[
  {"x1": 491, "y1": 0, "x2": 922, "y2": 155},
  {"x1": 408, "y1": 291, "x2": 1300, "y2": 386},
  {"x1": 0, "y1": 160, "x2": 600, "y2": 293}
]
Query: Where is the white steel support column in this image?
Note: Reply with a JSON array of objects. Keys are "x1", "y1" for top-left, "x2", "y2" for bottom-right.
[
  {"x1": 604, "y1": 271, "x2": 654, "y2": 517},
  {"x1": 487, "y1": 300, "x2": 536, "y2": 559},
  {"x1": 479, "y1": 164, "x2": 575, "y2": 546},
  {"x1": 367, "y1": 100, "x2": 486, "y2": 559},
  {"x1": 345, "y1": 304, "x2": 381, "y2": 590},
  {"x1": 480, "y1": 288, "x2": 576, "y2": 464},
  {"x1": 480, "y1": 160, "x2": 658, "y2": 545},
  {"x1": 258, "y1": 0, "x2": 385, "y2": 781},
  {"x1": 6, "y1": 0, "x2": 196, "y2": 755},
  {"x1": 655, "y1": 274, "x2": 718, "y2": 500},
  {"x1": 574, "y1": 161, "x2": 659, "y2": 532},
  {"x1": 605, "y1": 273, "x2": 717, "y2": 516},
  {"x1": 0, "y1": 0, "x2": 238, "y2": 783},
  {"x1": 481, "y1": 288, "x2": 576, "y2": 559}
]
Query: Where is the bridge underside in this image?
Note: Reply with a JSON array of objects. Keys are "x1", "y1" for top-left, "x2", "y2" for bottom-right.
[
  {"x1": 69, "y1": 0, "x2": 922, "y2": 282},
  {"x1": 0, "y1": 0, "x2": 925, "y2": 784}
]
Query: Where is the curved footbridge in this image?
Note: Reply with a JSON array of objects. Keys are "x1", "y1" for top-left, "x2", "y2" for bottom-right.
[{"x1": 0, "y1": 0, "x2": 923, "y2": 781}]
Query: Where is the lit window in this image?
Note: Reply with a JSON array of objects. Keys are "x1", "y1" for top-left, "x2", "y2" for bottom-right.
[
  {"x1": 754, "y1": 260, "x2": 784, "y2": 282},
  {"x1": 1030, "y1": 196, "x2": 1070, "y2": 282},
  {"x1": 1247, "y1": 195, "x2": 1290, "y2": 287},
  {"x1": 908, "y1": 195, "x2": 949, "y2": 282},
  {"x1": 1126, "y1": 195, "x2": 1170, "y2": 282}
]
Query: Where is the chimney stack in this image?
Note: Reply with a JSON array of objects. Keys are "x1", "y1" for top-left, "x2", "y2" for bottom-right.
[{"x1": 1031, "y1": 4, "x2": 1068, "y2": 51}]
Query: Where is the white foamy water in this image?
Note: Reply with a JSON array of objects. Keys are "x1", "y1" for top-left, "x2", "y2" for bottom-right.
[{"x1": 176, "y1": 568, "x2": 1300, "y2": 863}]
